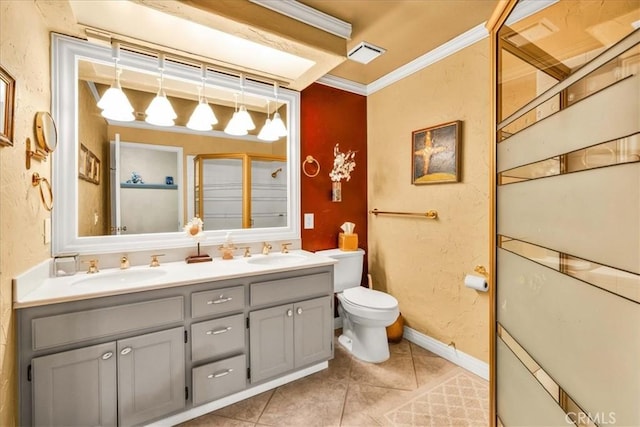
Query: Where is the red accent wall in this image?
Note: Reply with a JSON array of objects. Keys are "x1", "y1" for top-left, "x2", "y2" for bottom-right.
[{"x1": 300, "y1": 83, "x2": 368, "y2": 285}]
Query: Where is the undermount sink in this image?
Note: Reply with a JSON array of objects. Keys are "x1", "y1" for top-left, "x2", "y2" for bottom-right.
[
  {"x1": 246, "y1": 253, "x2": 307, "y2": 266},
  {"x1": 71, "y1": 268, "x2": 167, "y2": 288}
]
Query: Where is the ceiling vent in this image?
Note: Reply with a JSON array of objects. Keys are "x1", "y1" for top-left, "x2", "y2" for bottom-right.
[{"x1": 347, "y1": 42, "x2": 386, "y2": 64}]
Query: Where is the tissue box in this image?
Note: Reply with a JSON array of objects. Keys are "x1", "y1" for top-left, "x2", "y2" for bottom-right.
[{"x1": 339, "y1": 233, "x2": 358, "y2": 251}]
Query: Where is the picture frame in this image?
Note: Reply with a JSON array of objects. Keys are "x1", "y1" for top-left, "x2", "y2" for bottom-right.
[
  {"x1": 412, "y1": 120, "x2": 461, "y2": 184},
  {"x1": 0, "y1": 64, "x2": 16, "y2": 147},
  {"x1": 79, "y1": 143, "x2": 100, "y2": 185}
]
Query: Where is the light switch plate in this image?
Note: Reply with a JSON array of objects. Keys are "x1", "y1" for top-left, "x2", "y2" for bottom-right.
[{"x1": 304, "y1": 213, "x2": 314, "y2": 229}]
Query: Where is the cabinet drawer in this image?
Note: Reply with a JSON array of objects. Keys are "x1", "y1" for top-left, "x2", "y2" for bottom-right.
[
  {"x1": 32, "y1": 296, "x2": 184, "y2": 351},
  {"x1": 250, "y1": 273, "x2": 331, "y2": 307},
  {"x1": 191, "y1": 314, "x2": 245, "y2": 363},
  {"x1": 192, "y1": 354, "x2": 246, "y2": 406},
  {"x1": 192, "y1": 286, "x2": 244, "y2": 319}
]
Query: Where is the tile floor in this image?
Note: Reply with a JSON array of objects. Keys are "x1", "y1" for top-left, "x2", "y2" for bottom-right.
[{"x1": 180, "y1": 335, "x2": 488, "y2": 426}]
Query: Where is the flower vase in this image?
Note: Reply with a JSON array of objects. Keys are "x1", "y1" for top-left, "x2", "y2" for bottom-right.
[{"x1": 332, "y1": 181, "x2": 342, "y2": 202}]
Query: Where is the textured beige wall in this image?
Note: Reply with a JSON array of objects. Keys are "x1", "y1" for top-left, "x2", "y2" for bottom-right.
[
  {"x1": 0, "y1": 2, "x2": 52, "y2": 424},
  {"x1": 367, "y1": 40, "x2": 490, "y2": 361}
]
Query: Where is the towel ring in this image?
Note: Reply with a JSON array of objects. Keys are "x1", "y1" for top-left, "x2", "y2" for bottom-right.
[
  {"x1": 32, "y1": 172, "x2": 53, "y2": 211},
  {"x1": 302, "y1": 155, "x2": 320, "y2": 178}
]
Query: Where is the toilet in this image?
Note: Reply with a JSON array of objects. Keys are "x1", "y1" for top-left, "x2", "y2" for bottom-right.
[{"x1": 316, "y1": 248, "x2": 399, "y2": 363}]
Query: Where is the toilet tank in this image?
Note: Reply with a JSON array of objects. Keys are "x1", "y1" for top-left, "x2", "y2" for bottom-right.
[{"x1": 315, "y1": 248, "x2": 365, "y2": 292}]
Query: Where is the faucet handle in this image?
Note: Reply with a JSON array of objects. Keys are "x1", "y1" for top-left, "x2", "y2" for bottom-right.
[
  {"x1": 83, "y1": 259, "x2": 99, "y2": 274},
  {"x1": 150, "y1": 254, "x2": 165, "y2": 267},
  {"x1": 262, "y1": 242, "x2": 272, "y2": 255},
  {"x1": 281, "y1": 243, "x2": 292, "y2": 253},
  {"x1": 243, "y1": 247, "x2": 251, "y2": 257}
]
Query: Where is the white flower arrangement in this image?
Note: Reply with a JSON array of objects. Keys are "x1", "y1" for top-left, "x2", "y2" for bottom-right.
[
  {"x1": 184, "y1": 216, "x2": 204, "y2": 241},
  {"x1": 329, "y1": 143, "x2": 356, "y2": 182}
]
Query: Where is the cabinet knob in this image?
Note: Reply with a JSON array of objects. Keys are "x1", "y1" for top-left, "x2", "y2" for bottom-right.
[
  {"x1": 287, "y1": 309, "x2": 293, "y2": 317},
  {"x1": 297, "y1": 307, "x2": 303, "y2": 315},
  {"x1": 120, "y1": 347, "x2": 132, "y2": 356},
  {"x1": 101, "y1": 351, "x2": 113, "y2": 360},
  {"x1": 207, "y1": 368, "x2": 233, "y2": 379}
]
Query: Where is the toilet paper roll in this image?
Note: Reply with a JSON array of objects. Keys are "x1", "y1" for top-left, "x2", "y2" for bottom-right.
[{"x1": 464, "y1": 274, "x2": 488, "y2": 292}]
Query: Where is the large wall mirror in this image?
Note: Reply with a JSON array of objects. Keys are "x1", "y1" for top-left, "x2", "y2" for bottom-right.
[{"x1": 52, "y1": 34, "x2": 300, "y2": 255}]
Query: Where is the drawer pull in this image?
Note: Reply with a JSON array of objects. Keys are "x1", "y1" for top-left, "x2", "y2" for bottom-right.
[
  {"x1": 208, "y1": 368, "x2": 234, "y2": 379},
  {"x1": 208, "y1": 296, "x2": 232, "y2": 305},
  {"x1": 101, "y1": 351, "x2": 113, "y2": 360},
  {"x1": 287, "y1": 309, "x2": 293, "y2": 317},
  {"x1": 120, "y1": 347, "x2": 132, "y2": 356},
  {"x1": 297, "y1": 307, "x2": 303, "y2": 315},
  {"x1": 206, "y1": 326, "x2": 232, "y2": 335}
]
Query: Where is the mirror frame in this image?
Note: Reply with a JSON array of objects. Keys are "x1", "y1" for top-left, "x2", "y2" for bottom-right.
[{"x1": 51, "y1": 34, "x2": 300, "y2": 255}]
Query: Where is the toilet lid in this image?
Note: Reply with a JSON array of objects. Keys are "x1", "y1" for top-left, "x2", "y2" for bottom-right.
[{"x1": 342, "y1": 287, "x2": 398, "y2": 310}]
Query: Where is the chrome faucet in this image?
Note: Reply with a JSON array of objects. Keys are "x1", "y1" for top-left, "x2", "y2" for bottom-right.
[{"x1": 262, "y1": 242, "x2": 272, "y2": 255}]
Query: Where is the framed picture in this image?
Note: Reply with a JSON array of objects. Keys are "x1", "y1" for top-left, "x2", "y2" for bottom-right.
[
  {"x1": 412, "y1": 120, "x2": 461, "y2": 184},
  {"x1": 0, "y1": 64, "x2": 16, "y2": 147},
  {"x1": 78, "y1": 144, "x2": 89, "y2": 179},
  {"x1": 79, "y1": 143, "x2": 100, "y2": 185}
]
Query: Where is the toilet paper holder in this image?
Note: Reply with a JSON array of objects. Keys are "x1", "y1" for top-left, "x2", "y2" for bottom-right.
[{"x1": 474, "y1": 265, "x2": 488, "y2": 277}]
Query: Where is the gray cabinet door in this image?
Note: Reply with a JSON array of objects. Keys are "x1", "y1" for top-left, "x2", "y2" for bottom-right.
[
  {"x1": 294, "y1": 296, "x2": 332, "y2": 368},
  {"x1": 249, "y1": 304, "x2": 294, "y2": 383},
  {"x1": 32, "y1": 342, "x2": 117, "y2": 427},
  {"x1": 117, "y1": 327, "x2": 185, "y2": 426}
]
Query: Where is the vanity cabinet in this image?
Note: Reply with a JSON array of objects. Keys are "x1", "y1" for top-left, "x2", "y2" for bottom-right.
[
  {"x1": 248, "y1": 272, "x2": 333, "y2": 384},
  {"x1": 18, "y1": 264, "x2": 334, "y2": 426},
  {"x1": 32, "y1": 327, "x2": 185, "y2": 427},
  {"x1": 249, "y1": 296, "x2": 332, "y2": 383}
]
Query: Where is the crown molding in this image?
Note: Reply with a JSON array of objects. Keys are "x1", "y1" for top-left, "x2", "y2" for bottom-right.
[
  {"x1": 316, "y1": 74, "x2": 367, "y2": 96},
  {"x1": 249, "y1": 0, "x2": 352, "y2": 39},
  {"x1": 367, "y1": 22, "x2": 489, "y2": 95}
]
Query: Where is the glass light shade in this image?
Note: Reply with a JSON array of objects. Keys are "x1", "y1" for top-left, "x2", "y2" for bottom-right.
[
  {"x1": 270, "y1": 112, "x2": 288, "y2": 137},
  {"x1": 145, "y1": 91, "x2": 177, "y2": 127},
  {"x1": 97, "y1": 84, "x2": 134, "y2": 114},
  {"x1": 186, "y1": 101, "x2": 218, "y2": 131},
  {"x1": 224, "y1": 112, "x2": 248, "y2": 136},
  {"x1": 101, "y1": 108, "x2": 135, "y2": 122},
  {"x1": 237, "y1": 105, "x2": 255, "y2": 131},
  {"x1": 257, "y1": 119, "x2": 278, "y2": 142}
]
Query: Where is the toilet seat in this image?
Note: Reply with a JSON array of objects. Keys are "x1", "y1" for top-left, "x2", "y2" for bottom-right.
[{"x1": 342, "y1": 287, "x2": 398, "y2": 310}]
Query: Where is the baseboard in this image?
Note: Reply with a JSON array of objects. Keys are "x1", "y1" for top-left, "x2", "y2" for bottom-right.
[{"x1": 403, "y1": 326, "x2": 489, "y2": 381}]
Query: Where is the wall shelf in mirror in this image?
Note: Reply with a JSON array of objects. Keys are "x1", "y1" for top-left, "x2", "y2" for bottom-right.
[
  {"x1": 120, "y1": 183, "x2": 178, "y2": 190},
  {"x1": 51, "y1": 34, "x2": 301, "y2": 255}
]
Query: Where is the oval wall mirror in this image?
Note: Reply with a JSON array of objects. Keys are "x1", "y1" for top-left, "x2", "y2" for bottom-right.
[{"x1": 35, "y1": 111, "x2": 58, "y2": 153}]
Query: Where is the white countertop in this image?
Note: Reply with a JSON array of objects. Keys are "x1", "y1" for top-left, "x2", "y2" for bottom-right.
[{"x1": 14, "y1": 250, "x2": 336, "y2": 308}]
